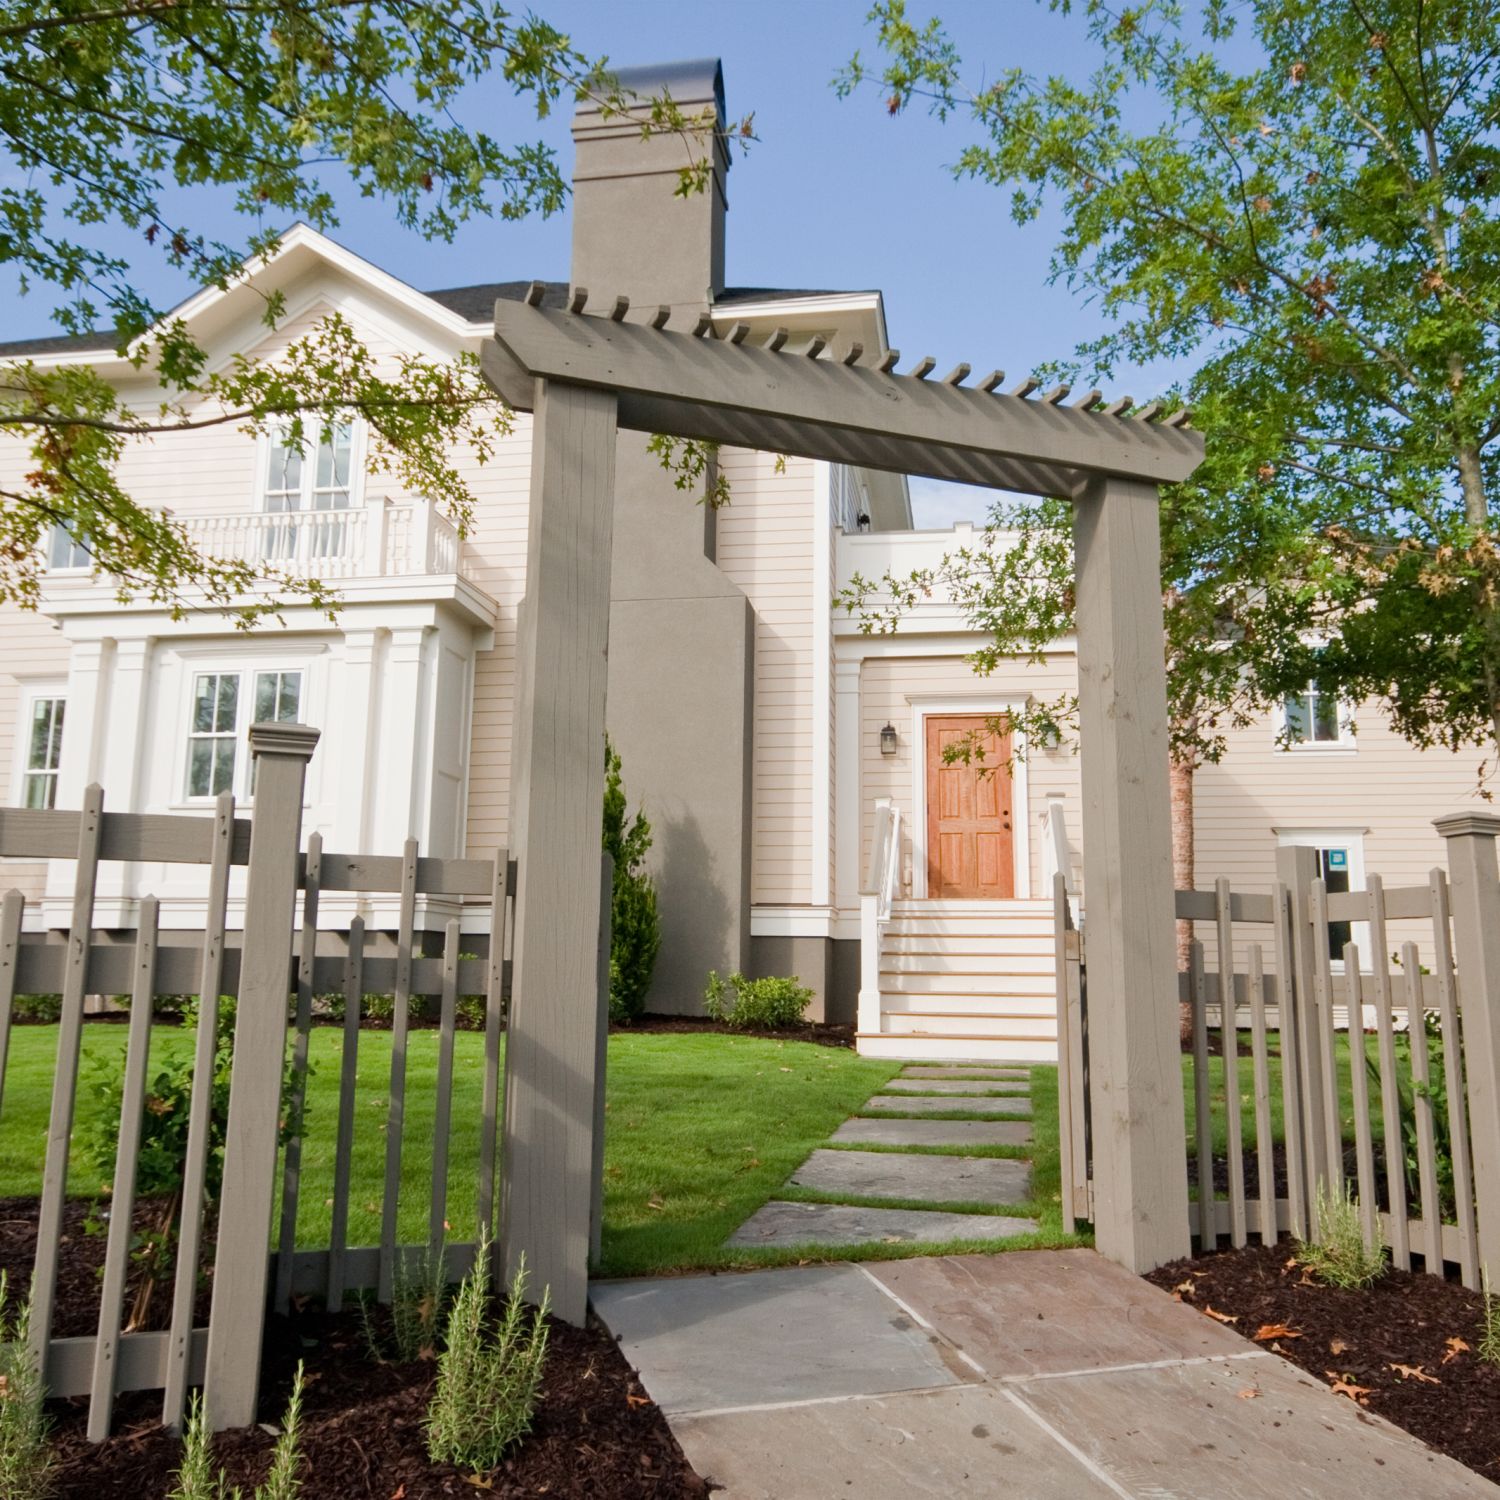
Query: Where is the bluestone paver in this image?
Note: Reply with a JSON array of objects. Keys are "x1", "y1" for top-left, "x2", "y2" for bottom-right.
[
  {"x1": 672, "y1": 1384, "x2": 1118, "y2": 1500},
  {"x1": 900, "y1": 1065, "x2": 1030, "y2": 1081},
  {"x1": 589, "y1": 1263, "x2": 958, "y2": 1415},
  {"x1": 882, "y1": 1077, "x2": 1031, "y2": 1095},
  {"x1": 868, "y1": 1247, "x2": 1253, "y2": 1375},
  {"x1": 832, "y1": 1116, "x2": 1032, "y2": 1148},
  {"x1": 1019, "y1": 1355, "x2": 1499, "y2": 1497},
  {"x1": 727, "y1": 1199, "x2": 1036, "y2": 1248},
  {"x1": 790, "y1": 1148, "x2": 1031, "y2": 1205},
  {"x1": 863, "y1": 1093, "x2": 1031, "y2": 1117}
]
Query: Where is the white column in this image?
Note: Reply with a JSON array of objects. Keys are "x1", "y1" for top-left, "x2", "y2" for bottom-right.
[
  {"x1": 833, "y1": 656, "x2": 863, "y2": 920},
  {"x1": 329, "y1": 627, "x2": 381, "y2": 852},
  {"x1": 372, "y1": 624, "x2": 431, "y2": 850},
  {"x1": 809, "y1": 462, "x2": 834, "y2": 908},
  {"x1": 93, "y1": 637, "x2": 153, "y2": 906}
]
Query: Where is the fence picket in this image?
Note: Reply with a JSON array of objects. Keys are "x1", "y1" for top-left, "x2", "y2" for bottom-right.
[
  {"x1": 429, "y1": 919, "x2": 461, "y2": 1253},
  {"x1": 162, "y1": 791, "x2": 234, "y2": 1429},
  {"x1": 378, "y1": 840, "x2": 419, "y2": 1303},
  {"x1": 1189, "y1": 941, "x2": 1214, "y2": 1248},
  {"x1": 1343, "y1": 946, "x2": 1379, "y2": 1248},
  {"x1": 1273, "y1": 883, "x2": 1308, "y2": 1239},
  {"x1": 0, "y1": 890, "x2": 23, "y2": 1120},
  {"x1": 1215, "y1": 879, "x2": 1247, "y2": 1247},
  {"x1": 1246, "y1": 945, "x2": 1276, "y2": 1242},
  {"x1": 1403, "y1": 942, "x2": 1445, "y2": 1270},
  {"x1": 1308, "y1": 879, "x2": 1344, "y2": 1194},
  {"x1": 1367, "y1": 877, "x2": 1411, "y2": 1271},
  {"x1": 275, "y1": 832, "x2": 322, "y2": 1315},
  {"x1": 326, "y1": 918, "x2": 364, "y2": 1312},
  {"x1": 1053, "y1": 875, "x2": 1077, "y2": 1236},
  {"x1": 87, "y1": 896, "x2": 160, "y2": 1441},
  {"x1": 30, "y1": 783, "x2": 104, "y2": 1378},
  {"x1": 478, "y1": 854, "x2": 510, "y2": 1244},
  {"x1": 1430, "y1": 870, "x2": 1480, "y2": 1288}
]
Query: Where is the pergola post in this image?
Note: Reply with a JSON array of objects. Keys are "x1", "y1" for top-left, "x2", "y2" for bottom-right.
[
  {"x1": 501, "y1": 378, "x2": 617, "y2": 1323},
  {"x1": 1071, "y1": 475, "x2": 1191, "y2": 1272}
]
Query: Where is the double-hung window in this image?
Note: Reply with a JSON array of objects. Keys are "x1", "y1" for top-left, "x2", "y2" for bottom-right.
[
  {"x1": 21, "y1": 694, "x2": 65, "y2": 809},
  {"x1": 262, "y1": 422, "x2": 355, "y2": 564},
  {"x1": 186, "y1": 668, "x2": 303, "y2": 799},
  {"x1": 47, "y1": 526, "x2": 91, "y2": 572},
  {"x1": 1281, "y1": 679, "x2": 1353, "y2": 749}
]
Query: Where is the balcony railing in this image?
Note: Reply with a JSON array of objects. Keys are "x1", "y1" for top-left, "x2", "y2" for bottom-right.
[
  {"x1": 180, "y1": 497, "x2": 464, "y2": 580},
  {"x1": 47, "y1": 497, "x2": 466, "y2": 583}
]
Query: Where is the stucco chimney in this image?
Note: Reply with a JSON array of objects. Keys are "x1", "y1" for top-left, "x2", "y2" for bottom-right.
[{"x1": 570, "y1": 58, "x2": 729, "y2": 308}]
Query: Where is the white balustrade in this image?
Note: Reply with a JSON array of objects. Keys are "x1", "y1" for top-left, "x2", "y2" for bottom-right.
[{"x1": 858, "y1": 797, "x2": 902, "y2": 1036}]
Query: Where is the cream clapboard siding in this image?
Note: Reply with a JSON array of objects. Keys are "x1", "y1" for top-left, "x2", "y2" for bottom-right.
[
  {"x1": 857, "y1": 652, "x2": 1083, "y2": 900},
  {"x1": 1194, "y1": 702, "x2": 1491, "y2": 970},
  {"x1": 716, "y1": 449, "x2": 817, "y2": 906}
]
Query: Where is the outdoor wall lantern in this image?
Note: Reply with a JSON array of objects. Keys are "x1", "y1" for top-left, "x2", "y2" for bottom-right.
[{"x1": 880, "y1": 722, "x2": 899, "y2": 756}]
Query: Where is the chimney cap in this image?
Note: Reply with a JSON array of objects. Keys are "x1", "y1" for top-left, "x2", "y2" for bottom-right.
[{"x1": 584, "y1": 57, "x2": 725, "y2": 128}]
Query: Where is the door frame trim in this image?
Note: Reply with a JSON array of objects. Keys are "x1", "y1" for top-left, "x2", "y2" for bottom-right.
[{"x1": 908, "y1": 695, "x2": 1031, "y2": 900}]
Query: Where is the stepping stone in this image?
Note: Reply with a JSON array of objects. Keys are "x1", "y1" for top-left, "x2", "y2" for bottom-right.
[
  {"x1": 883, "y1": 1078, "x2": 1029, "y2": 1095},
  {"x1": 863, "y1": 1094, "x2": 1031, "y2": 1117},
  {"x1": 833, "y1": 1117, "x2": 1032, "y2": 1149},
  {"x1": 790, "y1": 1148, "x2": 1031, "y2": 1206},
  {"x1": 901, "y1": 1065, "x2": 1029, "y2": 1081},
  {"x1": 727, "y1": 1200, "x2": 1036, "y2": 1249}
]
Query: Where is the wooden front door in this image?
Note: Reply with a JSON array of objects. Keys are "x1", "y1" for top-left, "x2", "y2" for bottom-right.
[{"x1": 925, "y1": 715, "x2": 1014, "y2": 899}]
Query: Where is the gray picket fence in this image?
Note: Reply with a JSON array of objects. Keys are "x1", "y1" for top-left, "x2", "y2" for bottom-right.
[
  {"x1": 0, "y1": 723, "x2": 560, "y2": 1439},
  {"x1": 1057, "y1": 814, "x2": 1500, "y2": 1284}
]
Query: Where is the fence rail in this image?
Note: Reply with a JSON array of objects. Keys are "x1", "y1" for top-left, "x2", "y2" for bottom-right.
[
  {"x1": 0, "y1": 729, "x2": 593, "y2": 1439},
  {"x1": 1057, "y1": 818, "x2": 1500, "y2": 1287}
]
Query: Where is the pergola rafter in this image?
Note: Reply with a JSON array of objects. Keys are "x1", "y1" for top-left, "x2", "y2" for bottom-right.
[
  {"x1": 484, "y1": 295, "x2": 1203, "y2": 1316},
  {"x1": 483, "y1": 290, "x2": 1202, "y2": 499}
]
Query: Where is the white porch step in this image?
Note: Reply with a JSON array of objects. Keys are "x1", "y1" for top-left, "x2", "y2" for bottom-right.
[
  {"x1": 882, "y1": 954, "x2": 1055, "y2": 980},
  {"x1": 880, "y1": 973, "x2": 1056, "y2": 1000},
  {"x1": 857, "y1": 1032, "x2": 1058, "y2": 1064},
  {"x1": 891, "y1": 899, "x2": 1051, "y2": 914},
  {"x1": 888, "y1": 917, "x2": 1054, "y2": 940},
  {"x1": 881, "y1": 992, "x2": 1056, "y2": 1017},
  {"x1": 885, "y1": 935, "x2": 1056, "y2": 958},
  {"x1": 884, "y1": 1013, "x2": 1054, "y2": 1039}
]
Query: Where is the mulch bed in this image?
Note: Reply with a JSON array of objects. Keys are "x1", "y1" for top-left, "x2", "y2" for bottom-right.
[
  {"x1": 48, "y1": 1300, "x2": 708, "y2": 1499},
  {"x1": 614, "y1": 1013, "x2": 856, "y2": 1048},
  {"x1": 1146, "y1": 1242, "x2": 1500, "y2": 1483}
]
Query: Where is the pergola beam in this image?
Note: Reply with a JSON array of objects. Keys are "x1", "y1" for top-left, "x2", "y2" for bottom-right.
[{"x1": 484, "y1": 302, "x2": 1203, "y2": 499}]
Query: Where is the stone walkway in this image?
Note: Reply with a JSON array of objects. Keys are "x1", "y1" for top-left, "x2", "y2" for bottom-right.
[
  {"x1": 592, "y1": 1248, "x2": 1497, "y2": 1498},
  {"x1": 728, "y1": 1062, "x2": 1039, "y2": 1250}
]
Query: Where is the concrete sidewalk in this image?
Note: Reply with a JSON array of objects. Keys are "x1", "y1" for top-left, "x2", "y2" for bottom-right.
[{"x1": 592, "y1": 1248, "x2": 1496, "y2": 1499}]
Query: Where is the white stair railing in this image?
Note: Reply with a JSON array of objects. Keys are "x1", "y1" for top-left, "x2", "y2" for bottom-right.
[
  {"x1": 1042, "y1": 795, "x2": 1079, "y2": 923},
  {"x1": 858, "y1": 797, "x2": 902, "y2": 1034}
]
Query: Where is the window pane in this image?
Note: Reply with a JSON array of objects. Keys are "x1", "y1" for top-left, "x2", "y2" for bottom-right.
[
  {"x1": 212, "y1": 739, "x2": 236, "y2": 794},
  {"x1": 1284, "y1": 693, "x2": 1310, "y2": 742},
  {"x1": 48, "y1": 699, "x2": 64, "y2": 767},
  {"x1": 48, "y1": 526, "x2": 89, "y2": 570},
  {"x1": 255, "y1": 671, "x2": 277, "y2": 723},
  {"x1": 22, "y1": 772, "x2": 53, "y2": 810},
  {"x1": 1311, "y1": 688, "x2": 1340, "y2": 742},
  {"x1": 28, "y1": 700, "x2": 52, "y2": 769},
  {"x1": 268, "y1": 439, "x2": 302, "y2": 496},
  {"x1": 193, "y1": 676, "x2": 218, "y2": 733},
  {"x1": 189, "y1": 738, "x2": 213, "y2": 797},
  {"x1": 214, "y1": 674, "x2": 239, "y2": 733},
  {"x1": 276, "y1": 672, "x2": 301, "y2": 721}
]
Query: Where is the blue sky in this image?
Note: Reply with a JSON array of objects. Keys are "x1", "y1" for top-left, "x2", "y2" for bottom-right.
[{"x1": 4, "y1": 0, "x2": 1198, "y2": 527}]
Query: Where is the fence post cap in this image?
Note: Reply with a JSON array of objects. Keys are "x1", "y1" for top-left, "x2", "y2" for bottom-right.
[
  {"x1": 247, "y1": 722, "x2": 321, "y2": 759},
  {"x1": 1433, "y1": 810, "x2": 1500, "y2": 839}
]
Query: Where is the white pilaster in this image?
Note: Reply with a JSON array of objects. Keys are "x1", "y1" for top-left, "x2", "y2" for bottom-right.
[
  {"x1": 329, "y1": 628, "x2": 381, "y2": 852},
  {"x1": 372, "y1": 624, "x2": 431, "y2": 850},
  {"x1": 810, "y1": 462, "x2": 834, "y2": 908},
  {"x1": 834, "y1": 655, "x2": 863, "y2": 917}
]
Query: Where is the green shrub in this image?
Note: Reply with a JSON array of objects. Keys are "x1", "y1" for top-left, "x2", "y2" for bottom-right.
[
  {"x1": 603, "y1": 739, "x2": 661, "y2": 1023},
  {"x1": 1480, "y1": 1269, "x2": 1500, "y2": 1367},
  {"x1": 425, "y1": 1238, "x2": 550, "y2": 1473},
  {"x1": 171, "y1": 1363, "x2": 305, "y2": 1500},
  {"x1": 703, "y1": 971, "x2": 813, "y2": 1030},
  {"x1": 1295, "y1": 1181, "x2": 1386, "y2": 1289},
  {"x1": 378, "y1": 1247, "x2": 450, "y2": 1363},
  {"x1": 12, "y1": 993, "x2": 61, "y2": 1023},
  {"x1": 0, "y1": 1275, "x2": 53, "y2": 1500}
]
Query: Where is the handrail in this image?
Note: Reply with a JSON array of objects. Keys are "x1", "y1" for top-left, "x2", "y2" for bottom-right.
[{"x1": 858, "y1": 799, "x2": 901, "y2": 1035}]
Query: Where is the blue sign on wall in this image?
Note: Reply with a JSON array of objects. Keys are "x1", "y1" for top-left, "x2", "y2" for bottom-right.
[{"x1": 1326, "y1": 849, "x2": 1348, "y2": 870}]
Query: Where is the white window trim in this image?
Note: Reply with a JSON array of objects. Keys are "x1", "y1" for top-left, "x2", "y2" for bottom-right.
[
  {"x1": 9, "y1": 681, "x2": 67, "y2": 815},
  {"x1": 1276, "y1": 827, "x2": 1370, "y2": 970},
  {"x1": 44, "y1": 526, "x2": 92, "y2": 575},
  {"x1": 169, "y1": 645, "x2": 323, "y2": 810},
  {"x1": 907, "y1": 694, "x2": 1032, "y2": 901},
  {"x1": 1274, "y1": 683, "x2": 1356, "y2": 753}
]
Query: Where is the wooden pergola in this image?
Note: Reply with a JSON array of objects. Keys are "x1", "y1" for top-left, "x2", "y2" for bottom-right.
[{"x1": 482, "y1": 288, "x2": 1206, "y2": 1311}]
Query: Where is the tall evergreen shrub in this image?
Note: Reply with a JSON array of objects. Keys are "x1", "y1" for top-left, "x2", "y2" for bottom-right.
[{"x1": 602, "y1": 739, "x2": 661, "y2": 1023}]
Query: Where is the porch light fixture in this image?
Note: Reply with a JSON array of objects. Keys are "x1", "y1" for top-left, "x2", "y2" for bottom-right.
[{"x1": 879, "y1": 722, "x2": 898, "y2": 756}]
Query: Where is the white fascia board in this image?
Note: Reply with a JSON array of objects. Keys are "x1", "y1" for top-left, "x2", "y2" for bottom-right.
[
  {"x1": 710, "y1": 291, "x2": 885, "y2": 325},
  {"x1": 16, "y1": 223, "x2": 480, "y2": 372}
]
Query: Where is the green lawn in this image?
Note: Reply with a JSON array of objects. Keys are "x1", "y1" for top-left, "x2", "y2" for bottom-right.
[{"x1": 0, "y1": 1024, "x2": 1077, "y2": 1277}]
